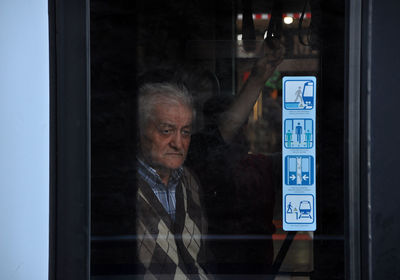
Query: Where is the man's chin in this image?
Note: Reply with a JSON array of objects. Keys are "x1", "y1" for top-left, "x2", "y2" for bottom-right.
[
  {"x1": 166, "y1": 162, "x2": 184, "y2": 170},
  {"x1": 162, "y1": 159, "x2": 185, "y2": 170}
]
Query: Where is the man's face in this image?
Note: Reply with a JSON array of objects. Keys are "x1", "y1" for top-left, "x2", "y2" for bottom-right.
[{"x1": 140, "y1": 101, "x2": 192, "y2": 173}]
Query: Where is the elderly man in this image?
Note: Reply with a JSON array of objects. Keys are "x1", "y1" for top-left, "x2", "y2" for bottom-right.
[{"x1": 136, "y1": 82, "x2": 209, "y2": 280}]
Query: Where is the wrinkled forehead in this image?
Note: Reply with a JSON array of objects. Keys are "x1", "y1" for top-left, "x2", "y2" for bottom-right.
[{"x1": 151, "y1": 101, "x2": 193, "y2": 125}]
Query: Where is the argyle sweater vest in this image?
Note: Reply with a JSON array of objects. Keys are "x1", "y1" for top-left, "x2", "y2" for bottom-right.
[{"x1": 136, "y1": 167, "x2": 209, "y2": 280}]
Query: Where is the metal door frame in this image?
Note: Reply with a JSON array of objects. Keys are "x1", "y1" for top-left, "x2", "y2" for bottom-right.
[{"x1": 49, "y1": 0, "x2": 91, "y2": 279}]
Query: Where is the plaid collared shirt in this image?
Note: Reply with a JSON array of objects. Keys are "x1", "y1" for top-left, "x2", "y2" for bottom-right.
[{"x1": 137, "y1": 158, "x2": 183, "y2": 221}]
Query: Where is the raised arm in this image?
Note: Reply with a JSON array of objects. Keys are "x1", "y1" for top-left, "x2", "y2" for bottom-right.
[{"x1": 218, "y1": 39, "x2": 284, "y2": 143}]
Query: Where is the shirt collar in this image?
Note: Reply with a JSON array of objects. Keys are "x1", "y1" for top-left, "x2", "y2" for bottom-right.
[{"x1": 137, "y1": 157, "x2": 184, "y2": 187}]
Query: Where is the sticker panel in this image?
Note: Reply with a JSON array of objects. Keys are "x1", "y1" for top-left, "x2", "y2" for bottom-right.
[{"x1": 282, "y1": 76, "x2": 317, "y2": 231}]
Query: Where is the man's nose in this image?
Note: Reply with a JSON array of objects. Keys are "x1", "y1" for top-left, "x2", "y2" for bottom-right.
[{"x1": 169, "y1": 132, "x2": 183, "y2": 150}]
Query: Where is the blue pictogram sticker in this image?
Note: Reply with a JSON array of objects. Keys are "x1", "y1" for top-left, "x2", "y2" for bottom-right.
[
  {"x1": 284, "y1": 194, "x2": 315, "y2": 224},
  {"x1": 282, "y1": 76, "x2": 317, "y2": 231},
  {"x1": 284, "y1": 118, "x2": 313, "y2": 149},
  {"x1": 285, "y1": 155, "x2": 314, "y2": 185},
  {"x1": 284, "y1": 80, "x2": 315, "y2": 110}
]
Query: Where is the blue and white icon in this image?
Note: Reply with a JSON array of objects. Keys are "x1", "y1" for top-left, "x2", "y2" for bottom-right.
[
  {"x1": 284, "y1": 79, "x2": 315, "y2": 110},
  {"x1": 285, "y1": 155, "x2": 314, "y2": 185},
  {"x1": 284, "y1": 194, "x2": 314, "y2": 224},
  {"x1": 284, "y1": 119, "x2": 313, "y2": 149}
]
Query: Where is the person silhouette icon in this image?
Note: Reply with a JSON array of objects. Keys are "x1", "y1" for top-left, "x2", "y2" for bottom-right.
[
  {"x1": 294, "y1": 86, "x2": 304, "y2": 108},
  {"x1": 287, "y1": 202, "x2": 293, "y2": 213},
  {"x1": 296, "y1": 122, "x2": 303, "y2": 143}
]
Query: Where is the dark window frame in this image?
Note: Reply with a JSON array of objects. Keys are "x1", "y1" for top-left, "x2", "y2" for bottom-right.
[{"x1": 49, "y1": 0, "x2": 91, "y2": 279}]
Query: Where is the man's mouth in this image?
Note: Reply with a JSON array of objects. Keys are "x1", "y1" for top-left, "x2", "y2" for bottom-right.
[{"x1": 165, "y1": 153, "x2": 184, "y2": 157}]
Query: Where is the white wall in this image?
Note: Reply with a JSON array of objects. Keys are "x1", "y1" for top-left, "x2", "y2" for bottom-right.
[{"x1": 0, "y1": 0, "x2": 49, "y2": 279}]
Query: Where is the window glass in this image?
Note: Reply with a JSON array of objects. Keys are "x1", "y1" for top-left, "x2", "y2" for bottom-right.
[{"x1": 90, "y1": 0, "x2": 345, "y2": 279}]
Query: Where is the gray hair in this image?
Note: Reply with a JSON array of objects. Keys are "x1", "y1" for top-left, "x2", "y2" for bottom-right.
[{"x1": 138, "y1": 82, "x2": 195, "y2": 132}]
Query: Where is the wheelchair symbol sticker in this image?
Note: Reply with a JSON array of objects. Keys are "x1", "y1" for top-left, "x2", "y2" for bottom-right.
[
  {"x1": 284, "y1": 119, "x2": 313, "y2": 149},
  {"x1": 285, "y1": 155, "x2": 314, "y2": 185},
  {"x1": 284, "y1": 194, "x2": 314, "y2": 224},
  {"x1": 283, "y1": 79, "x2": 315, "y2": 110}
]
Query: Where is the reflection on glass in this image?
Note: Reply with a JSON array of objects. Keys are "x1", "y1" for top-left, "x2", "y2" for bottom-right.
[{"x1": 90, "y1": 0, "x2": 345, "y2": 279}]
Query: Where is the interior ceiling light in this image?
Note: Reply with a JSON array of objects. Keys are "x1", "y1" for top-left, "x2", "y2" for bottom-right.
[{"x1": 284, "y1": 16, "x2": 294, "y2": 25}]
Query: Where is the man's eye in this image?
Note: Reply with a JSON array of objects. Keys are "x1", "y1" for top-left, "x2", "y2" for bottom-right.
[
  {"x1": 182, "y1": 130, "x2": 191, "y2": 136},
  {"x1": 161, "y1": 129, "x2": 171, "y2": 134}
]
